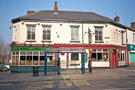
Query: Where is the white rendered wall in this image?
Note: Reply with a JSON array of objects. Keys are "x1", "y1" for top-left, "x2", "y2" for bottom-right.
[
  {"x1": 127, "y1": 29, "x2": 135, "y2": 44},
  {"x1": 119, "y1": 61, "x2": 126, "y2": 66},
  {"x1": 92, "y1": 62, "x2": 109, "y2": 67},
  {"x1": 12, "y1": 21, "x2": 127, "y2": 46}
]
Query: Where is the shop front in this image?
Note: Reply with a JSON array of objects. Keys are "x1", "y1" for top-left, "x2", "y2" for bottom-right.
[
  {"x1": 127, "y1": 44, "x2": 135, "y2": 66},
  {"x1": 10, "y1": 42, "x2": 127, "y2": 72},
  {"x1": 10, "y1": 42, "x2": 54, "y2": 72}
]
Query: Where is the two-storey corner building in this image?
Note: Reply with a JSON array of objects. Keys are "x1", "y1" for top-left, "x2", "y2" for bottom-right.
[
  {"x1": 10, "y1": 1, "x2": 129, "y2": 72},
  {"x1": 127, "y1": 22, "x2": 135, "y2": 66}
]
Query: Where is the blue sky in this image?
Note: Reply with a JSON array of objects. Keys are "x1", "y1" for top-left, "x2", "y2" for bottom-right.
[{"x1": 0, "y1": 0, "x2": 135, "y2": 43}]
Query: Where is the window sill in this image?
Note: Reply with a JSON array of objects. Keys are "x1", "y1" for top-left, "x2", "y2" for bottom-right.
[
  {"x1": 42, "y1": 40, "x2": 52, "y2": 42},
  {"x1": 70, "y1": 40, "x2": 80, "y2": 43},
  {"x1": 95, "y1": 41, "x2": 104, "y2": 43},
  {"x1": 26, "y1": 40, "x2": 36, "y2": 42}
]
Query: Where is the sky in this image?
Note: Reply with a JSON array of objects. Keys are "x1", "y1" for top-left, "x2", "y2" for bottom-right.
[{"x1": 0, "y1": 0, "x2": 135, "y2": 44}]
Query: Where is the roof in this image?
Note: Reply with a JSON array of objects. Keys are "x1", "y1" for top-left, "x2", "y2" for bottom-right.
[
  {"x1": 12, "y1": 10, "x2": 113, "y2": 23},
  {"x1": 12, "y1": 10, "x2": 135, "y2": 31}
]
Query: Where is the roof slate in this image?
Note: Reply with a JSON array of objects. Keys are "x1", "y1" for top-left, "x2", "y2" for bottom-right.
[
  {"x1": 12, "y1": 10, "x2": 135, "y2": 31},
  {"x1": 12, "y1": 10, "x2": 112, "y2": 22}
]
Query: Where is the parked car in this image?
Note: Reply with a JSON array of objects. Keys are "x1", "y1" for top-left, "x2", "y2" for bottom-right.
[{"x1": 4, "y1": 63, "x2": 11, "y2": 70}]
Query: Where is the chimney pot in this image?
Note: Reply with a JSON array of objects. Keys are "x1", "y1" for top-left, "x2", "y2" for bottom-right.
[
  {"x1": 54, "y1": 1, "x2": 58, "y2": 14},
  {"x1": 131, "y1": 22, "x2": 135, "y2": 30},
  {"x1": 114, "y1": 16, "x2": 120, "y2": 23},
  {"x1": 27, "y1": 11, "x2": 35, "y2": 15}
]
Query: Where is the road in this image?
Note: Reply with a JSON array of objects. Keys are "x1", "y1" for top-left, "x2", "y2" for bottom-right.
[{"x1": 0, "y1": 75, "x2": 135, "y2": 90}]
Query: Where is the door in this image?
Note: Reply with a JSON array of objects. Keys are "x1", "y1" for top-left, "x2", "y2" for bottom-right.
[{"x1": 103, "y1": 53, "x2": 108, "y2": 61}]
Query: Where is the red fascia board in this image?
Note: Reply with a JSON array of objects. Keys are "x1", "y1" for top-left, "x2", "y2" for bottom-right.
[
  {"x1": 15, "y1": 43, "x2": 127, "y2": 50},
  {"x1": 10, "y1": 41, "x2": 16, "y2": 47}
]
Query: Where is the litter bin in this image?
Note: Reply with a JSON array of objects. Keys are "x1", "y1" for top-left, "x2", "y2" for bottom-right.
[{"x1": 33, "y1": 66, "x2": 39, "y2": 76}]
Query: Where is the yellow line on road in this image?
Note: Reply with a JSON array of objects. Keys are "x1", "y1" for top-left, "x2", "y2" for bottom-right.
[
  {"x1": 0, "y1": 83, "x2": 12, "y2": 86},
  {"x1": 127, "y1": 81, "x2": 135, "y2": 85}
]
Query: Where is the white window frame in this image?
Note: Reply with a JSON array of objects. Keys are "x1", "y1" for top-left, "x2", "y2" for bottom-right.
[
  {"x1": 71, "y1": 26, "x2": 79, "y2": 41},
  {"x1": 42, "y1": 26, "x2": 51, "y2": 40},
  {"x1": 26, "y1": 25, "x2": 36, "y2": 40},
  {"x1": 95, "y1": 26, "x2": 103, "y2": 43}
]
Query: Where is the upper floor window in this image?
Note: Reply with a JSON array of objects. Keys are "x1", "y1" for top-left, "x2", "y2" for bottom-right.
[
  {"x1": 133, "y1": 33, "x2": 135, "y2": 43},
  {"x1": 95, "y1": 26, "x2": 103, "y2": 43},
  {"x1": 27, "y1": 25, "x2": 36, "y2": 40},
  {"x1": 43, "y1": 26, "x2": 51, "y2": 40},
  {"x1": 71, "y1": 26, "x2": 79, "y2": 41},
  {"x1": 121, "y1": 30, "x2": 126, "y2": 45}
]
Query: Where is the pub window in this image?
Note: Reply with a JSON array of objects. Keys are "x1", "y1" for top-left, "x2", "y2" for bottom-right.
[
  {"x1": 92, "y1": 53, "x2": 96, "y2": 61},
  {"x1": 92, "y1": 49, "x2": 109, "y2": 61},
  {"x1": 40, "y1": 56, "x2": 44, "y2": 65},
  {"x1": 20, "y1": 56, "x2": 25, "y2": 65},
  {"x1": 27, "y1": 56, "x2": 32, "y2": 65},
  {"x1": 12, "y1": 56, "x2": 15, "y2": 65},
  {"x1": 71, "y1": 53, "x2": 79, "y2": 61},
  {"x1": 33, "y1": 56, "x2": 38, "y2": 65},
  {"x1": 16, "y1": 56, "x2": 19, "y2": 65}
]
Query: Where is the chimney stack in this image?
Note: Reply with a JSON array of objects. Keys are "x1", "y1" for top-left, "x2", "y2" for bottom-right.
[
  {"x1": 131, "y1": 22, "x2": 135, "y2": 30},
  {"x1": 54, "y1": 1, "x2": 58, "y2": 14},
  {"x1": 114, "y1": 16, "x2": 120, "y2": 23},
  {"x1": 27, "y1": 11, "x2": 35, "y2": 15}
]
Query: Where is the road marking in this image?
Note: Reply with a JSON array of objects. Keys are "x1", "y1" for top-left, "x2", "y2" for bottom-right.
[
  {"x1": 127, "y1": 81, "x2": 135, "y2": 85},
  {"x1": 25, "y1": 81, "x2": 54, "y2": 90},
  {"x1": 72, "y1": 79, "x2": 90, "y2": 86},
  {"x1": 90, "y1": 84, "x2": 106, "y2": 87},
  {"x1": 0, "y1": 83, "x2": 12, "y2": 86},
  {"x1": 102, "y1": 88, "x2": 135, "y2": 90}
]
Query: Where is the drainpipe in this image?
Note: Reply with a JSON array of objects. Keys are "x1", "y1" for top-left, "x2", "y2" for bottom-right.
[{"x1": 82, "y1": 22, "x2": 84, "y2": 44}]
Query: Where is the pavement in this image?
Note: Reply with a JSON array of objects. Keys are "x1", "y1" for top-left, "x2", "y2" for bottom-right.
[{"x1": 0, "y1": 66, "x2": 135, "y2": 83}]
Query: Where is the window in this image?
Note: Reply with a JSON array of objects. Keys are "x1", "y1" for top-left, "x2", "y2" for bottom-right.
[
  {"x1": 12, "y1": 52, "x2": 19, "y2": 65},
  {"x1": 133, "y1": 33, "x2": 135, "y2": 43},
  {"x1": 27, "y1": 25, "x2": 35, "y2": 40},
  {"x1": 71, "y1": 53, "x2": 79, "y2": 61},
  {"x1": 43, "y1": 26, "x2": 51, "y2": 40},
  {"x1": 40, "y1": 56, "x2": 44, "y2": 65},
  {"x1": 33, "y1": 52, "x2": 39, "y2": 65},
  {"x1": 118, "y1": 50, "x2": 125, "y2": 61},
  {"x1": 92, "y1": 49, "x2": 109, "y2": 61},
  {"x1": 95, "y1": 26, "x2": 103, "y2": 42},
  {"x1": 40, "y1": 52, "x2": 44, "y2": 65},
  {"x1": 121, "y1": 30, "x2": 126, "y2": 45},
  {"x1": 71, "y1": 26, "x2": 79, "y2": 41}
]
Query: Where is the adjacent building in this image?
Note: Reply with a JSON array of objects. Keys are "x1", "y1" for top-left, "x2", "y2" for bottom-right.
[
  {"x1": 127, "y1": 22, "x2": 135, "y2": 66},
  {"x1": 10, "y1": 1, "x2": 134, "y2": 72}
]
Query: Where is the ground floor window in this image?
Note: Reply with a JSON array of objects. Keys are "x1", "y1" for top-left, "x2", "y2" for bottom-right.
[
  {"x1": 20, "y1": 56, "x2": 25, "y2": 65},
  {"x1": 91, "y1": 49, "x2": 109, "y2": 61},
  {"x1": 11, "y1": 51, "x2": 54, "y2": 66},
  {"x1": 12, "y1": 52, "x2": 19, "y2": 65},
  {"x1": 71, "y1": 53, "x2": 79, "y2": 61},
  {"x1": 118, "y1": 50, "x2": 125, "y2": 61}
]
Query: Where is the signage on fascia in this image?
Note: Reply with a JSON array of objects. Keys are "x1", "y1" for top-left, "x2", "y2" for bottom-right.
[{"x1": 127, "y1": 44, "x2": 135, "y2": 51}]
